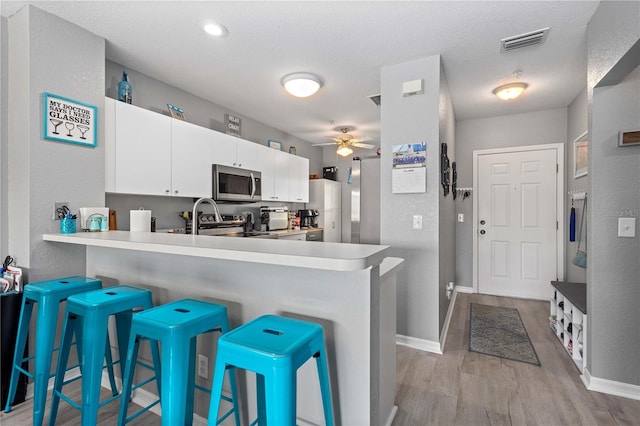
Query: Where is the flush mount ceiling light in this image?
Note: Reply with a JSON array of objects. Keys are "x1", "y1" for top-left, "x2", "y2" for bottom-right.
[
  {"x1": 203, "y1": 22, "x2": 228, "y2": 37},
  {"x1": 493, "y1": 82, "x2": 528, "y2": 100},
  {"x1": 336, "y1": 143, "x2": 353, "y2": 157},
  {"x1": 281, "y1": 73, "x2": 323, "y2": 98}
]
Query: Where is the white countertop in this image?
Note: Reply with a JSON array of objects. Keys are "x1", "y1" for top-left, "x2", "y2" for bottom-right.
[{"x1": 43, "y1": 231, "x2": 390, "y2": 272}]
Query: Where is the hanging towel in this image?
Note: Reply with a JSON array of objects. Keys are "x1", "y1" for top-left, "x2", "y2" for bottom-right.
[{"x1": 569, "y1": 206, "x2": 576, "y2": 242}]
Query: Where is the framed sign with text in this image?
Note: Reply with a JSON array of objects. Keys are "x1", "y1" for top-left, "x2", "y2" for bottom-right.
[{"x1": 43, "y1": 92, "x2": 97, "y2": 147}]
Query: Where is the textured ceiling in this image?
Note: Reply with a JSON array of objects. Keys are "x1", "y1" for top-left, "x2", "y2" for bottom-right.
[{"x1": 1, "y1": 1, "x2": 600, "y2": 147}]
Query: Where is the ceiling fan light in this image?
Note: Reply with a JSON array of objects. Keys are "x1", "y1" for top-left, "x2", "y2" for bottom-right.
[
  {"x1": 282, "y1": 73, "x2": 322, "y2": 98},
  {"x1": 336, "y1": 145, "x2": 353, "y2": 157},
  {"x1": 492, "y1": 82, "x2": 528, "y2": 100}
]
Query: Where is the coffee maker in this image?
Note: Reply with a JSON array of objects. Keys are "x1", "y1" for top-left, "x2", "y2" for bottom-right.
[{"x1": 298, "y1": 209, "x2": 319, "y2": 228}]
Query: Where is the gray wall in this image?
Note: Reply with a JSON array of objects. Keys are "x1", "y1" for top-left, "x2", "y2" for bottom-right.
[
  {"x1": 566, "y1": 88, "x2": 589, "y2": 283},
  {"x1": 105, "y1": 60, "x2": 322, "y2": 174},
  {"x1": 455, "y1": 108, "x2": 568, "y2": 287},
  {"x1": 7, "y1": 5, "x2": 105, "y2": 279},
  {"x1": 1, "y1": 16, "x2": 8, "y2": 258},
  {"x1": 586, "y1": 0, "x2": 640, "y2": 386},
  {"x1": 438, "y1": 62, "x2": 455, "y2": 330},
  {"x1": 380, "y1": 55, "x2": 442, "y2": 343}
]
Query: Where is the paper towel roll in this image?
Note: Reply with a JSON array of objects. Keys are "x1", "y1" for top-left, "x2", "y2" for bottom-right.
[{"x1": 130, "y1": 209, "x2": 151, "y2": 232}]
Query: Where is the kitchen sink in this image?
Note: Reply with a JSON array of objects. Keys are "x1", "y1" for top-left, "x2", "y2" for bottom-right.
[{"x1": 219, "y1": 231, "x2": 278, "y2": 239}]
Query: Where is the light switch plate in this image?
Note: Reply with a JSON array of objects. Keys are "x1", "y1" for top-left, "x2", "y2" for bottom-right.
[
  {"x1": 413, "y1": 215, "x2": 423, "y2": 230},
  {"x1": 618, "y1": 217, "x2": 636, "y2": 237},
  {"x1": 457, "y1": 213, "x2": 464, "y2": 223}
]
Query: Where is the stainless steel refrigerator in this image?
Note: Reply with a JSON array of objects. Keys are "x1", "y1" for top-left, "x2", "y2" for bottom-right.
[{"x1": 350, "y1": 156, "x2": 380, "y2": 244}]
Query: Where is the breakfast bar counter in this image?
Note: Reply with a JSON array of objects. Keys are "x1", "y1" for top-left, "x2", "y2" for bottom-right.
[{"x1": 44, "y1": 231, "x2": 402, "y2": 425}]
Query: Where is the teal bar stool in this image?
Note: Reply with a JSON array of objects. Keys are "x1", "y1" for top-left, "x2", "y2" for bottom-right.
[
  {"x1": 49, "y1": 285, "x2": 156, "y2": 426},
  {"x1": 118, "y1": 298, "x2": 240, "y2": 426},
  {"x1": 3, "y1": 276, "x2": 118, "y2": 426},
  {"x1": 207, "y1": 315, "x2": 334, "y2": 426}
]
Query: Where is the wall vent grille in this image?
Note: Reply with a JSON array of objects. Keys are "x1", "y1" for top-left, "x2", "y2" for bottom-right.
[{"x1": 501, "y1": 27, "x2": 549, "y2": 52}]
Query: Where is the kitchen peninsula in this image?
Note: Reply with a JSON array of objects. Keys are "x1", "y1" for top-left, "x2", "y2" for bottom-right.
[{"x1": 43, "y1": 231, "x2": 402, "y2": 425}]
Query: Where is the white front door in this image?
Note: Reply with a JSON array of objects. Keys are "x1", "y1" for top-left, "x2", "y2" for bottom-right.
[{"x1": 476, "y1": 147, "x2": 559, "y2": 300}]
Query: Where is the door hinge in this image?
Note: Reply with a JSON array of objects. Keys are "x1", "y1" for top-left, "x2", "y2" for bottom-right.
[
  {"x1": 556, "y1": 221, "x2": 559, "y2": 230},
  {"x1": 556, "y1": 164, "x2": 559, "y2": 173}
]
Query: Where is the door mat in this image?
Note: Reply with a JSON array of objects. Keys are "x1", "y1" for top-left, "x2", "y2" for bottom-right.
[{"x1": 469, "y1": 303, "x2": 540, "y2": 366}]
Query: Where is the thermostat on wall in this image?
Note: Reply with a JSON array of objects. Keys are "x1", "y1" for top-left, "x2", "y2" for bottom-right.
[{"x1": 403, "y1": 79, "x2": 424, "y2": 97}]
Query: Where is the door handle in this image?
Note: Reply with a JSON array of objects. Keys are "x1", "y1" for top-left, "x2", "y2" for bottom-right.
[{"x1": 480, "y1": 230, "x2": 486, "y2": 235}]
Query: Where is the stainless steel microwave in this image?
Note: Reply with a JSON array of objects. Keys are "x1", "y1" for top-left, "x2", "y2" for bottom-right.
[{"x1": 212, "y1": 164, "x2": 262, "y2": 202}]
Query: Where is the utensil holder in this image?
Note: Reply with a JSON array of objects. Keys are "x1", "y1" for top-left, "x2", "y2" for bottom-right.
[{"x1": 60, "y1": 218, "x2": 76, "y2": 234}]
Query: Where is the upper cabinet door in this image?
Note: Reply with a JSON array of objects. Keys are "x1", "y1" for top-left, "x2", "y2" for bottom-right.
[
  {"x1": 211, "y1": 131, "x2": 238, "y2": 167},
  {"x1": 171, "y1": 119, "x2": 214, "y2": 198},
  {"x1": 115, "y1": 102, "x2": 172, "y2": 195},
  {"x1": 288, "y1": 155, "x2": 309, "y2": 203},
  {"x1": 261, "y1": 148, "x2": 290, "y2": 201},
  {"x1": 235, "y1": 138, "x2": 262, "y2": 172}
]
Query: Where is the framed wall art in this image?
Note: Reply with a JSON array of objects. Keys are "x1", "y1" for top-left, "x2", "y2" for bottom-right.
[
  {"x1": 268, "y1": 140, "x2": 283, "y2": 151},
  {"x1": 43, "y1": 92, "x2": 97, "y2": 147},
  {"x1": 167, "y1": 104, "x2": 186, "y2": 121},
  {"x1": 573, "y1": 131, "x2": 588, "y2": 178},
  {"x1": 618, "y1": 129, "x2": 640, "y2": 147}
]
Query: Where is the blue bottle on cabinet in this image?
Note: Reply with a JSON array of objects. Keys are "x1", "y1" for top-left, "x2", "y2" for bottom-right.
[{"x1": 118, "y1": 70, "x2": 132, "y2": 104}]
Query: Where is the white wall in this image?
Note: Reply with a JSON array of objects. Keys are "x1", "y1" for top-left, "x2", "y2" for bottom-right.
[
  {"x1": 7, "y1": 5, "x2": 105, "y2": 280},
  {"x1": 586, "y1": 0, "x2": 640, "y2": 386},
  {"x1": 380, "y1": 55, "x2": 442, "y2": 343},
  {"x1": 455, "y1": 108, "x2": 568, "y2": 287}
]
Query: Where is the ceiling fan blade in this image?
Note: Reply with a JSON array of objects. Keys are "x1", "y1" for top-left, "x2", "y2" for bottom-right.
[
  {"x1": 312, "y1": 142, "x2": 339, "y2": 146},
  {"x1": 352, "y1": 136, "x2": 373, "y2": 142},
  {"x1": 352, "y1": 142, "x2": 376, "y2": 149}
]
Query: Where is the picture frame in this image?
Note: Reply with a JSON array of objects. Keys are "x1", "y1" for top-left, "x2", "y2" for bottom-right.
[
  {"x1": 268, "y1": 140, "x2": 283, "y2": 151},
  {"x1": 43, "y1": 92, "x2": 97, "y2": 147},
  {"x1": 573, "y1": 131, "x2": 588, "y2": 178},
  {"x1": 167, "y1": 104, "x2": 186, "y2": 121},
  {"x1": 618, "y1": 129, "x2": 640, "y2": 147}
]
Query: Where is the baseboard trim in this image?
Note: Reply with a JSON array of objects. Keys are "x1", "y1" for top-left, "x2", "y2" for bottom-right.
[
  {"x1": 439, "y1": 288, "x2": 459, "y2": 351},
  {"x1": 396, "y1": 334, "x2": 442, "y2": 354},
  {"x1": 455, "y1": 286, "x2": 474, "y2": 294},
  {"x1": 384, "y1": 405, "x2": 398, "y2": 426},
  {"x1": 581, "y1": 368, "x2": 640, "y2": 401}
]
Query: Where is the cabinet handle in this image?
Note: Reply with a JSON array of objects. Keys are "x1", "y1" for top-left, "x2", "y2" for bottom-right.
[
  {"x1": 174, "y1": 190, "x2": 179, "y2": 194},
  {"x1": 165, "y1": 189, "x2": 170, "y2": 194}
]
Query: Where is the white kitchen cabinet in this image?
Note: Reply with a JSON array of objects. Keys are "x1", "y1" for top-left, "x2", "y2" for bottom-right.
[
  {"x1": 309, "y1": 179, "x2": 341, "y2": 242},
  {"x1": 278, "y1": 233, "x2": 306, "y2": 241},
  {"x1": 212, "y1": 133, "x2": 262, "y2": 172},
  {"x1": 211, "y1": 131, "x2": 238, "y2": 167},
  {"x1": 171, "y1": 119, "x2": 213, "y2": 198},
  {"x1": 113, "y1": 100, "x2": 172, "y2": 196},
  {"x1": 288, "y1": 155, "x2": 309, "y2": 203},
  {"x1": 261, "y1": 147, "x2": 290, "y2": 202}
]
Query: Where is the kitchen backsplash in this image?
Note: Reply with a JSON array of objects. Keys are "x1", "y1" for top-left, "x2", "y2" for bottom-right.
[{"x1": 105, "y1": 193, "x2": 306, "y2": 231}]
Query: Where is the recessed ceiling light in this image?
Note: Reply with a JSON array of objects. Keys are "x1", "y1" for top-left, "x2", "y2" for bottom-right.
[
  {"x1": 492, "y1": 82, "x2": 528, "y2": 100},
  {"x1": 281, "y1": 73, "x2": 323, "y2": 98},
  {"x1": 204, "y1": 23, "x2": 228, "y2": 37}
]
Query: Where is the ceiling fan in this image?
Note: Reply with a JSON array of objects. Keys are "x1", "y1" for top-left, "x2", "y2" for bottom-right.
[{"x1": 313, "y1": 127, "x2": 376, "y2": 157}]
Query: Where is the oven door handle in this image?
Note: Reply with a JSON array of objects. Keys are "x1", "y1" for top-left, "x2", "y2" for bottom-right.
[{"x1": 250, "y1": 173, "x2": 256, "y2": 199}]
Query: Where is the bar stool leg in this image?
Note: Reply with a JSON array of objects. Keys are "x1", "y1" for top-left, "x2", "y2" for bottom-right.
[
  {"x1": 3, "y1": 299, "x2": 34, "y2": 413},
  {"x1": 117, "y1": 330, "x2": 141, "y2": 426},
  {"x1": 208, "y1": 356, "x2": 228, "y2": 426},
  {"x1": 114, "y1": 310, "x2": 134, "y2": 377},
  {"x1": 265, "y1": 368, "x2": 295, "y2": 426},
  {"x1": 49, "y1": 313, "x2": 78, "y2": 426},
  {"x1": 80, "y1": 313, "x2": 109, "y2": 426},
  {"x1": 33, "y1": 297, "x2": 61, "y2": 426},
  {"x1": 256, "y1": 374, "x2": 267, "y2": 426},
  {"x1": 159, "y1": 334, "x2": 191, "y2": 426},
  {"x1": 315, "y1": 349, "x2": 334, "y2": 426},
  {"x1": 184, "y1": 336, "x2": 198, "y2": 425}
]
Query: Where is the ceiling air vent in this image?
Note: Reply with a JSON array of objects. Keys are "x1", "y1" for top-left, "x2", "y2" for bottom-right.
[
  {"x1": 501, "y1": 27, "x2": 549, "y2": 52},
  {"x1": 368, "y1": 94, "x2": 381, "y2": 107}
]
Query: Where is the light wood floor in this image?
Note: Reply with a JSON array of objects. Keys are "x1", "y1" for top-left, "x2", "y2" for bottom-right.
[
  {"x1": 2, "y1": 292, "x2": 638, "y2": 425},
  {"x1": 393, "y1": 293, "x2": 640, "y2": 425}
]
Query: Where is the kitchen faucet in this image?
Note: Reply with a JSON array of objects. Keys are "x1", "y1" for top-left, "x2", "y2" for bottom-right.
[{"x1": 191, "y1": 197, "x2": 222, "y2": 235}]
